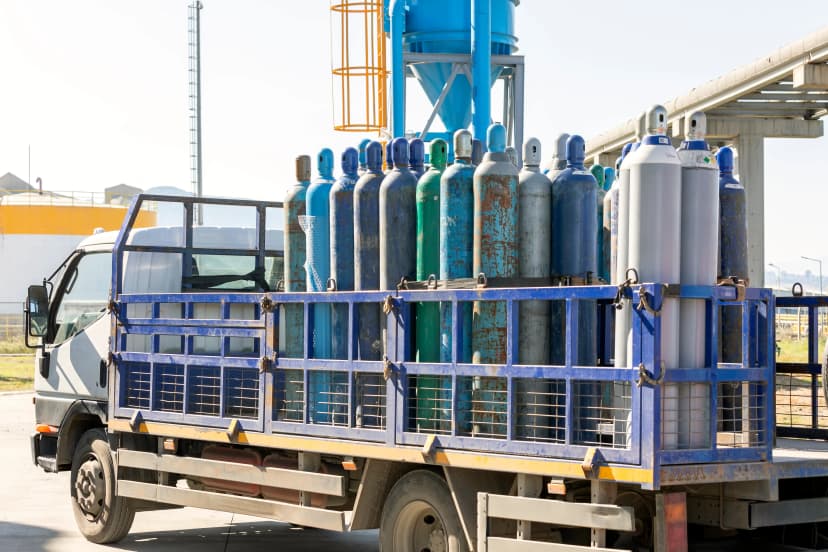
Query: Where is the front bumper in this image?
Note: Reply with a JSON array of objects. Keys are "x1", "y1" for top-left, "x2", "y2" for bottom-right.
[{"x1": 30, "y1": 432, "x2": 58, "y2": 473}]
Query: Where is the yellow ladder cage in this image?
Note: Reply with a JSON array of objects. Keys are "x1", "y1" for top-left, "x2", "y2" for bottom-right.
[{"x1": 331, "y1": 1, "x2": 388, "y2": 133}]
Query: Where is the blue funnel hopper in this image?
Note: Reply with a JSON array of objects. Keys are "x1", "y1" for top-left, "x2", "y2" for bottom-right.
[{"x1": 402, "y1": 0, "x2": 517, "y2": 133}]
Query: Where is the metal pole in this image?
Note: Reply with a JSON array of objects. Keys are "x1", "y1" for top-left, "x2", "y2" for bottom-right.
[
  {"x1": 389, "y1": 0, "x2": 406, "y2": 138},
  {"x1": 471, "y1": 0, "x2": 491, "y2": 146},
  {"x1": 768, "y1": 262, "x2": 781, "y2": 290},
  {"x1": 188, "y1": 2, "x2": 204, "y2": 225}
]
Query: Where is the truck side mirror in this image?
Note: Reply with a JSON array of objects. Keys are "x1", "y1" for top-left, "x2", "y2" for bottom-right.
[{"x1": 26, "y1": 284, "x2": 49, "y2": 339}]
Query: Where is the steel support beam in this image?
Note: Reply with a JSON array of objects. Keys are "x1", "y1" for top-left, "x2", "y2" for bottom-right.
[{"x1": 672, "y1": 116, "x2": 824, "y2": 140}]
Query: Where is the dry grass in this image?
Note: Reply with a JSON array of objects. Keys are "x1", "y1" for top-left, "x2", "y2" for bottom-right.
[
  {"x1": 775, "y1": 334, "x2": 828, "y2": 429},
  {"x1": 0, "y1": 355, "x2": 34, "y2": 391}
]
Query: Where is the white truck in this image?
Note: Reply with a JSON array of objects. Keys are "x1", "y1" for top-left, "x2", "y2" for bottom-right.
[
  {"x1": 28, "y1": 201, "x2": 283, "y2": 542},
  {"x1": 26, "y1": 194, "x2": 828, "y2": 552}
]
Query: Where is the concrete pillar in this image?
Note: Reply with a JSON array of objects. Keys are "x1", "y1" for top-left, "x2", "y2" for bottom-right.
[
  {"x1": 596, "y1": 152, "x2": 618, "y2": 170},
  {"x1": 734, "y1": 134, "x2": 765, "y2": 287}
]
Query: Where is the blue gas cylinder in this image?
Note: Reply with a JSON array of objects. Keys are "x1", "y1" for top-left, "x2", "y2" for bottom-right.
[
  {"x1": 354, "y1": 142, "x2": 385, "y2": 361},
  {"x1": 550, "y1": 135, "x2": 598, "y2": 366},
  {"x1": 409, "y1": 137, "x2": 426, "y2": 179},
  {"x1": 283, "y1": 155, "x2": 310, "y2": 359},
  {"x1": 440, "y1": 129, "x2": 475, "y2": 364},
  {"x1": 717, "y1": 146, "x2": 748, "y2": 363},
  {"x1": 305, "y1": 149, "x2": 336, "y2": 423},
  {"x1": 470, "y1": 123, "x2": 518, "y2": 438},
  {"x1": 380, "y1": 138, "x2": 418, "y2": 291},
  {"x1": 330, "y1": 147, "x2": 359, "y2": 360}
]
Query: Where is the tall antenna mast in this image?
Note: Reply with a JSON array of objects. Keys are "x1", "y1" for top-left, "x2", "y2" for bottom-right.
[{"x1": 188, "y1": 1, "x2": 203, "y2": 224}]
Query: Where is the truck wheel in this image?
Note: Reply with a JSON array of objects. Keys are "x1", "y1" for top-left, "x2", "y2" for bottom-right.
[
  {"x1": 379, "y1": 470, "x2": 468, "y2": 552},
  {"x1": 70, "y1": 428, "x2": 135, "y2": 543}
]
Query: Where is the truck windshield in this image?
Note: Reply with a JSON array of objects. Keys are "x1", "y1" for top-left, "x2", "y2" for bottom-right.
[{"x1": 53, "y1": 252, "x2": 112, "y2": 343}]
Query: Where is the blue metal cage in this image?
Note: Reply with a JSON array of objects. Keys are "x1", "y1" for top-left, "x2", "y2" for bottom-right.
[{"x1": 109, "y1": 195, "x2": 776, "y2": 490}]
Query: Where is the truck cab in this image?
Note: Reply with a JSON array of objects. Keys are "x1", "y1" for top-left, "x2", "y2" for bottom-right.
[{"x1": 27, "y1": 224, "x2": 284, "y2": 473}]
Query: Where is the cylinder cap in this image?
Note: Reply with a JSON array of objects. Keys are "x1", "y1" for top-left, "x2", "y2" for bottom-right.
[
  {"x1": 357, "y1": 138, "x2": 371, "y2": 168},
  {"x1": 296, "y1": 155, "x2": 311, "y2": 182},
  {"x1": 487, "y1": 123, "x2": 507, "y2": 153},
  {"x1": 392, "y1": 137, "x2": 410, "y2": 167},
  {"x1": 341, "y1": 147, "x2": 359, "y2": 176},
  {"x1": 366, "y1": 141, "x2": 383, "y2": 172},
  {"x1": 471, "y1": 139, "x2": 483, "y2": 165},
  {"x1": 604, "y1": 166, "x2": 615, "y2": 189},
  {"x1": 429, "y1": 139, "x2": 448, "y2": 170},
  {"x1": 686, "y1": 111, "x2": 707, "y2": 141},
  {"x1": 409, "y1": 138, "x2": 425, "y2": 168},
  {"x1": 717, "y1": 146, "x2": 734, "y2": 173},
  {"x1": 591, "y1": 164, "x2": 604, "y2": 188},
  {"x1": 505, "y1": 146, "x2": 518, "y2": 166},
  {"x1": 647, "y1": 105, "x2": 668, "y2": 136},
  {"x1": 317, "y1": 148, "x2": 334, "y2": 178},
  {"x1": 523, "y1": 137, "x2": 542, "y2": 167},
  {"x1": 566, "y1": 135, "x2": 586, "y2": 166},
  {"x1": 454, "y1": 129, "x2": 473, "y2": 159}
]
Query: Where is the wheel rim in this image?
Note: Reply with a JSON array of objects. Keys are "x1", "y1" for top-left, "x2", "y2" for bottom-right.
[
  {"x1": 75, "y1": 454, "x2": 106, "y2": 521},
  {"x1": 392, "y1": 499, "x2": 447, "y2": 552}
]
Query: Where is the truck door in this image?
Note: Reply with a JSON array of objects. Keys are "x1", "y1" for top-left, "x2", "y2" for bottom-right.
[{"x1": 35, "y1": 248, "x2": 113, "y2": 402}]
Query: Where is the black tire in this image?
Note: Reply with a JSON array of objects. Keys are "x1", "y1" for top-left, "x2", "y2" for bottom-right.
[
  {"x1": 69, "y1": 428, "x2": 135, "y2": 544},
  {"x1": 379, "y1": 469, "x2": 468, "y2": 552}
]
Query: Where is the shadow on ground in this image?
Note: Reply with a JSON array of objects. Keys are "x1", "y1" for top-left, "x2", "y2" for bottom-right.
[
  {"x1": 0, "y1": 521, "x2": 58, "y2": 552},
  {"x1": 109, "y1": 521, "x2": 379, "y2": 551}
]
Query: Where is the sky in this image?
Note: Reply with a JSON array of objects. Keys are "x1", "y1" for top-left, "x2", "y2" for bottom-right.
[{"x1": 1, "y1": 0, "x2": 827, "y2": 281}]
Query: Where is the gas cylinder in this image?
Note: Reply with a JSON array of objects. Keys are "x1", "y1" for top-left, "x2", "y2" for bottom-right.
[
  {"x1": 440, "y1": 130, "x2": 475, "y2": 364},
  {"x1": 357, "y1": 138, "x2": 371, "y2": 176},
  {"x1": 306, "y1": 148, "x2": 335, "y2": 359},
  {"x1": 517, "y1": 137, "x2": 552, "y2": 441},
  {"x1": 718, "y1": 145, "x2": 748, "y2": 361},
  {"x1": 542, "y1": 133, "x2": 569, "y2": 177},
  {"x1": 626, "y1": 105, "x2": 682, "y2": 449},
  {"x1": 409, "y1": 138, "x2": 426, "y2": 179},
  {"x1": 518, "y1": 137, "x2": 552, "y2": 365},
  {"x1": 283, "y1": 155, "x2": 310, "y2": 359},
  {"x1": 549, "y1": 135, "x2": 598, "y2": 443},
  {"x1": 550, "y1": 135, "x2": 598, "y2": 366},
  {"x1": 601, "y1": 166, "x2": 616, "y2": 285},
  {"x1": 385, "y1": 141, "x2": 394, "y2": 174},
  {"x1": 471, "y1": 139, "x2": 483, "y2": 167},
  {"x1": 591, "y1": 164, "x2": 606, "y2": 283},
  {"x1": 472, "y1": 123, "x2": 518, "y2": 437},
  {"x1": 330, "y1": 147, "x2": 359, "y2": 360},
  {"x1": 505, "y1": 146, "x2": 518, "y2": 167},
  {"x1": 416, "y1": 139, "x2": 447, "y2": 361},
  {"x1": 717, "y1": 145, "x2": 748, "y2": 432},
  {"x1": 305, "y1": 149, "x2": 335, "y2": 423},
  {"x1": 677, "y1": 111, "x2": 719, "y2": 448},
  {"x1": 354, "y1": 142, "x2": 385, "y2": 361},
  {"x1": 612, "y1": 141, "x2": 637, "y2": 375},
  {"x1": 415, "y1": 139, "x2": 448, "y2": 431},
  {"x1": 380, "y1": 138, "x2": 418, "y2": 292}
]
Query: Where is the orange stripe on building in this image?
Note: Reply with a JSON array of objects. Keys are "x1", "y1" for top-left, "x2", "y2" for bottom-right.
[{"x1": 0, "y1": 205, "x2": 155, "y2": 235}]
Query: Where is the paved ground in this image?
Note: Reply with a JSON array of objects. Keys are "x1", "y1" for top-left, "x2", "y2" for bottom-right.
[{"x1": 0, "y1": 392, "x2": 379, "y2": 552}]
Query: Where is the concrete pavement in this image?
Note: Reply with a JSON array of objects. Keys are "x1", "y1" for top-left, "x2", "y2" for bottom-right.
[{"x1": 0, "y1": 393, "x2": 379, "y2": 551}]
